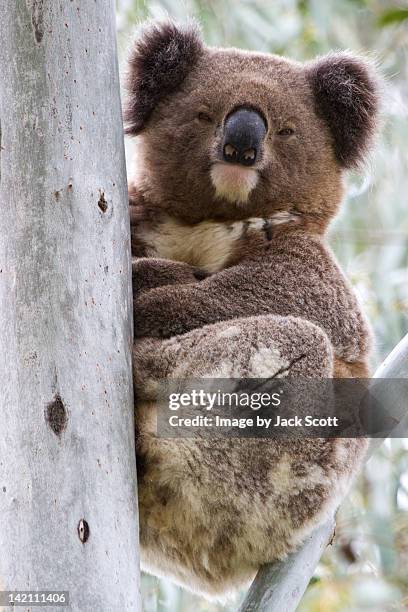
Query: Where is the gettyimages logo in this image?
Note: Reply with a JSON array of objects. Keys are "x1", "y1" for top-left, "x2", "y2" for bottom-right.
[{"x1": 168, "y1": 388, "x2": 283, "y2": 411}]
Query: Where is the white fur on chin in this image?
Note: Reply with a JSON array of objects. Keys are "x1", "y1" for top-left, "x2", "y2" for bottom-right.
[{"x1": 210, "y1": 162, "x2": 259, "y2": 204}]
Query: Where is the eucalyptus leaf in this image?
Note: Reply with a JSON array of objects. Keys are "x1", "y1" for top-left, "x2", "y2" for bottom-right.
[{"x1": 378, "y1": 8, "x2": 408, "y2": 27}]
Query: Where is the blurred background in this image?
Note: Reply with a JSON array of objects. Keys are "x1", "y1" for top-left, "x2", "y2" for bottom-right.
[{"x1": 115, "y1": 1, "x2": 408, "y2": 610}]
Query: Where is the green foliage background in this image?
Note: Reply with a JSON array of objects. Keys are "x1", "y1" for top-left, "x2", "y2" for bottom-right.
[{"x1": 116, "y1": 1, "x2": 408, "y2": 610}]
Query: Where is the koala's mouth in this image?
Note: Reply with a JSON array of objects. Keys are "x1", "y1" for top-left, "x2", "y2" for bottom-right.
[{"x1": 210, "y1": 162, "x2": 259, "y2": 205}]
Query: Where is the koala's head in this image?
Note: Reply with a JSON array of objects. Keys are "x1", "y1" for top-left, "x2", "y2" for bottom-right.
[{"x1": 125, "y1": 22, "x2": 380, "y2": 228}]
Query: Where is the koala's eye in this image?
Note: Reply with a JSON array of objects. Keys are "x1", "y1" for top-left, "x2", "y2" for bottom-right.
[
  {"x1": 277, "y1": 127, "x2": 295, "y2": 136},
  {"x1": 198, "y1": 112, "x2": 213, "y2": 123}
]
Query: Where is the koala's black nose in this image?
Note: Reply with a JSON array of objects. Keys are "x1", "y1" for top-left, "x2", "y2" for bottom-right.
[{"x1": 222, "y1": 107, "x2": 267, "y2": 166}]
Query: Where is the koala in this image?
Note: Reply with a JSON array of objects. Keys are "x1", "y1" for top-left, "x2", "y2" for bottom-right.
[{"x1": 125, "y1": 22, "x2": 379, "y2": 598}]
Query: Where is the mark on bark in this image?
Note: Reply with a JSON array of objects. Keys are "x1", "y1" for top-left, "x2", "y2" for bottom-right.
[
  {"x1": 77, "y1": 519, "x2": 90, "y2": 544},
  {"x1": 98, "y1": 191, "x2": 108, "y2": 213},
  {"x1": 28, "y1": 0, "x2": 45, "y2": 44},
  {"x1": 45, "y1": 394, "x2": 68, "y2": 436}
]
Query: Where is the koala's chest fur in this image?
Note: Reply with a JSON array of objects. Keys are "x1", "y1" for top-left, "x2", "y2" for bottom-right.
[{"x1": 142, "y1": 212, "x2": 296, "y2": 273}]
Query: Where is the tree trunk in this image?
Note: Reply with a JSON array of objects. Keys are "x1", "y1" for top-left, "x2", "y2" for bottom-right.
[{"x1": 0, "y1": 2, "x2": 140, "y2": 610}]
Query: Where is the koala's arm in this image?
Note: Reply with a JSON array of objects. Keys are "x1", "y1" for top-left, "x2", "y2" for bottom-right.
[
  {"x1": 132, "y1": 257, "x2": 206, "y2": 293},
  {"x1": 133, "y1": 232, "x2": 371, "y2": 364}
]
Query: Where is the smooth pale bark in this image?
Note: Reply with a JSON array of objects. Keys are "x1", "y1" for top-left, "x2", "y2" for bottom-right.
[
  {"x1": 238, "y1": 333, "x2": 408, "y2": 612},
  {"x1": 0, "y1": 2, "x2": 140, "y2": 611},
  {"x1": 238, "y1": 520, "x2": 335, "y2": 612}
]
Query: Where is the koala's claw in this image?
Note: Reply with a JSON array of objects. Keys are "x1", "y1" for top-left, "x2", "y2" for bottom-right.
[{"x1": 192, "y1": 268, "x2": 210, "y2": 281}]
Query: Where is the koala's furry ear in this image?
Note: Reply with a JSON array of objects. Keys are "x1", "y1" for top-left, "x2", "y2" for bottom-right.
[
  {"x1": 307, "y1": 53, "x2": 380, "y2": 168},
  {"x1": 124, "y1": 21, "x2": 204, "y2": 135}
]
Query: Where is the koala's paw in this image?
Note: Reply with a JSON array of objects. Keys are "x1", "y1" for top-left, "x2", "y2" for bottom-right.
[{"x1": 132, "y1": 257, "x2": 202, "y2": 293}]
